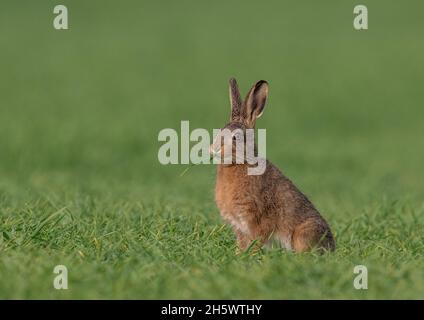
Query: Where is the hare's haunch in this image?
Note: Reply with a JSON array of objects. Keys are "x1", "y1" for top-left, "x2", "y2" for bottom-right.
[{"x1": 211, "y1": 78, "x2": 335, "y2": 253}]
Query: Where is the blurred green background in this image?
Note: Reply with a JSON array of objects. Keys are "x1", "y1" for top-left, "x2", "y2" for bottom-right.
[{"x1": 0, "y1": 0, "x2": 423, "y2": 299}]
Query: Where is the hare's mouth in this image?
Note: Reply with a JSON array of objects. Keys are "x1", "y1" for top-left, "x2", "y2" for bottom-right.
[
  {"x1": 211, "y1": 151, "x2": 223, "y2": 162},
  {"x1": 209, "y1": 144, "x2": 220, "y2": 157}
]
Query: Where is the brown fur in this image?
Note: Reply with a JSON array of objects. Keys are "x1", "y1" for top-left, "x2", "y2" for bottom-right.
[{"x1": 212, "y1": 78, "x2": 335, "y2": 253}]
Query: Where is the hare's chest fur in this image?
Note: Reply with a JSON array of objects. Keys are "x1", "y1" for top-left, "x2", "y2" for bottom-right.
[
  {"x1": 215, "y1": 184, "x2": 292, "y2": 250},
  {"x1": 215, "y1": 177, "x2": 252, "y2": 234},
  {"x1": 215, "y1": 167, "x2": 294, "y2": 250},
  {"x1": 215, "y1": 193, "x2": 249, "y2": 233}
]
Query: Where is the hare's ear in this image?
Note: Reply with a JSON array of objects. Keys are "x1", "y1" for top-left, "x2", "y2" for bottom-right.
[
  {"x1": 229, "y1": 78, "x2": 242, "y2": 122},
  {"x1": 243, "y1": 80, "x2": 269, "y2": 128}
]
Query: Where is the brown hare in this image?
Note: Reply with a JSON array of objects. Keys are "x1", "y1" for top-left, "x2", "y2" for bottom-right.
[{"x1": 210, "y1": 78, "x2": 335, "y2": 253}]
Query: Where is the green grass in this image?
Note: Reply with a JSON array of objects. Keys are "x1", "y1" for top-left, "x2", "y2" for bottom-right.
[{"x1": 1, "y1": 0, "x2": 424, "y2": 299}]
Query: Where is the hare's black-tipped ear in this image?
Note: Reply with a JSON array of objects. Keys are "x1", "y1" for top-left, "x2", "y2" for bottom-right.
[
  {"x1": 229, "y1": 78, "x2": 242, "y2": 122},
  {"x1": 243, "y1": 80, "x2": 269, "y2": 128}
]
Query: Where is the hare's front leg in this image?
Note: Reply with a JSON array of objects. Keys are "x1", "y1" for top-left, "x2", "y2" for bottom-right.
[
  {"x1": 292, "y1": 218, "x2": 335, "y2": 252},
  {"x1": 235, "y1": 229, "x2": 265, "y2": 253},
  {"x1": 235, "y1": 229, "x2": 251, "y2": 251}
]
